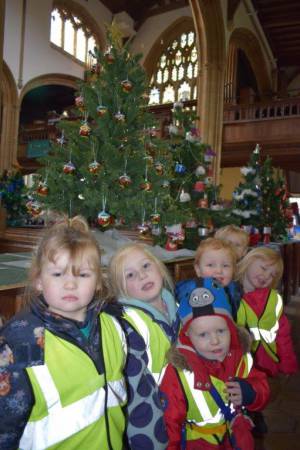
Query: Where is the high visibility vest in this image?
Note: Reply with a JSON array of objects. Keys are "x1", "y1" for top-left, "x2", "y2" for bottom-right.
[
  {"x1": 20, "y1": 314, "x2": 127, "y2": 450},
  {"x1": 237, "y1": 290, "x2": 283, "y2": 362},
  {"x1": 123, "y1": 307, "x2": 171, "y2": 384},
  {"x1": 178, "y1": 353, "x2": 253, "y2": 445}
]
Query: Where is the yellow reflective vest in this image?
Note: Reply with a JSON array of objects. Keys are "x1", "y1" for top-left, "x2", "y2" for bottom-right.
[
  {"x1": 123, "y1": 307, "x2": 171, "y2": 384},
  {"x1": 19, "y1": 313, "x2": 127, "y2": 450},
  {"x1": 237, "y1": 290, "x2": 283, "y2": 362},
  {"x1": 178, "y1": 353, "x2": 253, "y2": 445}
]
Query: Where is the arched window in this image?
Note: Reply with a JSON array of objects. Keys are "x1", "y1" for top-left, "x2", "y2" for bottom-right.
[
  {"x1": 50, "y1": 4, "x2": 98, "y2": 65},
  {"x1": 149, "y1": 30, "x2": 198, "y2": 105}
]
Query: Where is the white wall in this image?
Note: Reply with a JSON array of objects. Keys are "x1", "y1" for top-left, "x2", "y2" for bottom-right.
[{"x1": 4, "y1": 0, "x2": 111, "y2": 91}]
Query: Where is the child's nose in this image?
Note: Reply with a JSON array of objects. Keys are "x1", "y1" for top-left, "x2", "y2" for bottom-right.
[
  {"x1": 210, "y1": 333, "x2": 220, "y2": 345},
  {"x1": 64, "y1": 275, "x2": 77, "y2": 288}
]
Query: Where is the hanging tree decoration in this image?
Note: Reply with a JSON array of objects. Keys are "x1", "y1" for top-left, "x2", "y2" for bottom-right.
[
  {"x1": 118, "y1": 157, "x2": 132, "y2": 188},
  {"x1": 37, "y1": 171, "x2": 49, "y2": 197},
  {"x1": 96, "y1": 91, "x2": 108, "y2": 117},
  {"x1": 63, "y1": 148, "x2": 75, "y2": 174},
  {"x1": 136, "y1": 208, "x2": 150, "y2": 236},
  {"x1": 97, "y1": 195, "x2": 111, "y2": 227},
  {"x1": 88, "y1": 139, "x2": 102, "y2": 174},
  {"x1": 140, "y1": 161, "x2": 152, "y2": 191},
  {"x1": 79, "y1": 111, "x2": 91, "y2": 137},
  {"x1": 150, "y1": 197, "x2": 161, "y2": 225}
]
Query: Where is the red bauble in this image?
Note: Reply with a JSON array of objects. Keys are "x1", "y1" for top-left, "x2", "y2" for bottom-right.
[
  {"x1": 88, "y1": 161, "x2": 102, "y2": 174},
  {"x1": 105, "y1": 51, "x2": 115, "y2": 64},
  {"x1": 121, "y1": 79, "x2": 133, "y2": 92},
  {"x1": 63, "y1": 161, "x2": 75, "y2": 174},
  {"x1": 118, "y1": 174, "x2": 132, "y2": 188},
  {"x1": 165, "y1": 238, "x2": 178, "y2": 251},
  {"x1": 79, "y1": 123, "x2": 91, "y2": 137},
  {"x1": 140, "y1": 180, "x2": 152, "y2": 191},
  {"x1": 97, "y1": 211, "x2": 111, "y2": 227},
  {"x1": 96, "y1": 105, "x2": 108, "y2": 117},
  {"x1": 37, "y1": 182, "x2": 48, "y2": 196}
]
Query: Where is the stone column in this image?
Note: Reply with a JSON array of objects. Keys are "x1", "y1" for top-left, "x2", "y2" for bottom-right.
[{"x1": 0, "y1": 0, "x2": 5, "y2": 118}]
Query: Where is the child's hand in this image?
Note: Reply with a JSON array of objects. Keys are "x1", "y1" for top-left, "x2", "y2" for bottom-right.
[{"x1": 225, "y1": 381, "x2": 242, "y2": 407}]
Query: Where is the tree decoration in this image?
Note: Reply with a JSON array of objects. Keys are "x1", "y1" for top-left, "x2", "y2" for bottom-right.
[
  {"x1": 121, "y1": 79, "x2": 133, "y2": 92},
  {"x1": 88, "y1": 161, "x2": 102, "y2": 174},
  {"x1": 97, "y1": 196, "x2": 111, "y2": 227},
  {"x1": 63, "y1": 161, "x2": 75, "y2": 174}
]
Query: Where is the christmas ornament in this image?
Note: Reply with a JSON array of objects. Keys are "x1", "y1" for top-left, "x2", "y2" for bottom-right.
[
  {"x1": 193, "y1": 181, "x2": 205, "y2": 193},
  {"x1": 114, "y1": 111, "x2": 125, "y2": 122},
  {"x1": 78, "y1": 194, "x2": 85, "y2": 200},
  {"x1": 175, "y1": 162, "x2": 186, "y2": 174},
  {"x1": 198, "y1": 194, "x2": 208, "y2": 208},
  {"x1": 195, "y1": 165, "x2": 206, "y2": 177},
  {"x1": 150, "y1": 213, "x2": 161, "y2": 225},
  {"x1": 154, "y1": 161, "x2": 164, "y2": 175},
  {"x1": 204, "y1": 147, "x2": 216, "y2": 162},
  {"x1": 204, "y1": 176, "x2": 213, "y2": 185},
  {"x1": 173, "y1": 100, "x2": 184, "y2": 109},
  {"x1": 97, "y1": 211, "x2": 111, "y2": 227},
  {"x1": 169, "y1": 124, "x2": 179, "y2": 135},
  {"x1": 140, "y1": 180, "x2": 152, "y2": 191},
  {"x1": 104, "y1": 50, "x2": 115, "y2": 64},
  {"x1": 179, "y1": 190, "x2": 191, "y2": 202},
  {"x1": 161, "y1": 180, "x2": 170, "y2": 189},
  {"x1": 263, "y1": 226, "x2": 271, "y2": 244},
  {"x1": 121, "y1": 79, "x2": 133, "y2": 92},
  {"x1": 118, "y1": 174, "x2": 132, "y2": 188},
  {"x1": 165, "y1": 238, "x2": 178, "y2": 251},
  {"x1": 26, "y1": 200, "x2": 42, "y2": 217},
  {"x1": 96, "y1": 105, "x2": 108, "y2": 117},
  {"x1": 88, "y1": 161, "x2": 102, "y2": 174},
  {"x1": 37, "y1": 182, "x2": 48, "y2": 196},
  {"x1": 137, "y1": 222, "x2": 150, "y2": 236},
  {"x1": 79, "y1": 122, "x2": 91, "y2": 137},
  {"x1": 63, "y1": 161, "x2": 75, "y2": 174},
  {"x1": 90, "y1": 63, "x2": 101, "y2": 75},
  {"x1": 165, "y1": 223, "x2": 185, "y2": 244},
  {"x1": 75, "y1": 95, "x2": 84, "y2": 110},
  {"x1": 185, "y1": 218, "x2": 198, "y2": 229},
  {"x1": 198, "y1": 226, "x2": 209, "y2": 238}
]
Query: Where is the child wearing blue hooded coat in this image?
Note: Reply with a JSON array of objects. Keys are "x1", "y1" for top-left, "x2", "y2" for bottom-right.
[{"x1": 109, "y1": 242, "x2": 180, "y2": 450}]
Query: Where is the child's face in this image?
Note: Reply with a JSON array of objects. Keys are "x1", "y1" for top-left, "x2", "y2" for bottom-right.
[
  {"x1": 194, "y1": 248, "x2": 234, "y2": 286},
  {"x1": 187, "y1": 315, "x2": 230, "y2": 361},
  {"x1": 122, "y1": 248, "x2": 163, "y2": 305},
  {"x1": 36, "y1": 250, "x2": 98, "y2": 322},
  {"x1": 224, "y1": 233, "x2": 247, "y2": 260},
  {"x1": 244, "y1": 257, "x2": 278, "y2": 291}
]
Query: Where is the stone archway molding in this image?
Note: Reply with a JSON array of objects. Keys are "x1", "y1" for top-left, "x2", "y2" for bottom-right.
[
  {"x1": 20, "y1": 73, "x2": 80, "y2": 104},
  {"x1": 229, "y1": 27, "x2": 272, "y2": 97},
  {"x1": 1, "y1": 61, "x2": 19, "y2": 171}
]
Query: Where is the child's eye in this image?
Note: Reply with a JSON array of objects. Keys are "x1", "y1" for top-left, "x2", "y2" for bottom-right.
[
  {"x1": 125, "y1": 271, "x2": 135, "y2": 279},
  {"x1": 52, "y1": 272, "x2": 62, "y2": 277},
  {"x1": 199, "y1": 332, "x2": 207, "y2": 338},
  {"x1": 217, "y1": 328, "x2": 226, "y2": 334},
  {"x1": 79, "y1": 272, "x2": 90, "y2": 278},
  {"x1": 143, "y1": 261, "x2": 151, "y2": 269}
]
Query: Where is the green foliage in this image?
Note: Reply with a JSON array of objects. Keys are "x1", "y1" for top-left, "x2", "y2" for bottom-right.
[{"x1": 0, "y1": 170, "x2": 28, "y2": 225}]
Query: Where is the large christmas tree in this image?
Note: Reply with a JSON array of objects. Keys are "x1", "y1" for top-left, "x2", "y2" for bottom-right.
[
  {"x1": 31, "y1": 25, "x2": 176, "y2": 235},
  {"x1": 30, "y1": 24, "x2": 228, "y2": 248}
]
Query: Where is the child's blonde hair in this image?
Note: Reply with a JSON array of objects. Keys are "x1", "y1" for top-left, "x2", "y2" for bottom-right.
[
  {"x1": 109, "y1": 242, "x2": 173, "y2": 299},
  {"x1": 236, "y1": 247, "x2": 283, "y2": 288},
  {"x1": 215, "y1": 225, "x2": 250, "y2": 248},
  {"x1": 194, "y1": 237, "x2": 237, "y2": 271},
  {"x1": 27, "y1": 215, "x2": 107, "y2": 306}
]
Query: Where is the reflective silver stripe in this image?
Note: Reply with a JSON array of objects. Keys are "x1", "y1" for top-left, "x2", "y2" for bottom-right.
[
  {"x1": 110, "y1": 316, "x2": 127, "y2": 354},
  {"x1": 153, "y1": 365, "x2": 167, "y2": 385},
  {"x1": 245, "y1": 352, "x2": 253, "y2": 370},
  {"x1": 249, "y1": 293, "x2": 282, "y2": 343},
  {"x1": 124, "y1": 308, "x2": 152, "y2": 369},
  {"x1": 20, "y1": 365, "x2": 126, "y2": 450},
  {"x1": 183, "y1": 370, "x2": 223, "y2": 425}
]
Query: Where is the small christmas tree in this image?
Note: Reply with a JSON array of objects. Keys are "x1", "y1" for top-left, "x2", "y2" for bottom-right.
[
  {"x1": 31, "y1": 24, "x2": 175, "y2": 237},
  {"x1": 0, "y1": 170, "x2": 28, "y2": 226},
  {"x1": 260, "y1": 157, "x2": 290, "y2": 242},
  {"x1": 231, "y1": 143, "x2": 262, "y2": 231},
  {"x1": 163, "y1": 101, "x2": 230, "y2": 249}
]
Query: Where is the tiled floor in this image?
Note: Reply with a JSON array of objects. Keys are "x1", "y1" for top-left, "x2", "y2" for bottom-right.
[{"x1": 254, "y1": 293, "x2": 300, "y2": 450}]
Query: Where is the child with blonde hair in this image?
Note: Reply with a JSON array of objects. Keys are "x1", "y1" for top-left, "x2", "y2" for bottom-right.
[
  {"x1": 177, "y1": 237, "x2": 241, "y2": 320},
  {"x1": 0, "y1": 216, "x2": 127, "y2": 449},
  {"x1": 109, "y1": 242, "x2": 180, "y2": 449},
  {"x1": 215, "y1": 225, "x2": 249, "y2": 261},
  {"x1": 236, "y1": 246, "x2": 298, "y2": 376}
]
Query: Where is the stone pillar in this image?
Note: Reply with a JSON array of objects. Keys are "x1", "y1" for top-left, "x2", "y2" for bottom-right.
[
  {"x1": 0, "y1": 0, "x2": 5, "y2": 118},
  {"x1": 224, "y1": 43, "x2": 238, "y2": 104},
  {"x1": 189, "y1": 0, "x2": 226, "y2": 184}
]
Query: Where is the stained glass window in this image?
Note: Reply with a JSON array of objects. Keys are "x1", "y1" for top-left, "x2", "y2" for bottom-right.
[
  {"x1": 50, "y1": 6, "x2": 98, "y2": 65},
  {"x1": 149, "y1": 30, "x2": 198, "y2": 105}
]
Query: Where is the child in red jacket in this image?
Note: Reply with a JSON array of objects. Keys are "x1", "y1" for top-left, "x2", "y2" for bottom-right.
[
  {"x1": 236, "y1": 247, "x2": 298, "y2": 377},
  {"x1": 160, "y1": 277, "x2": 270, "y2": 450}
]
